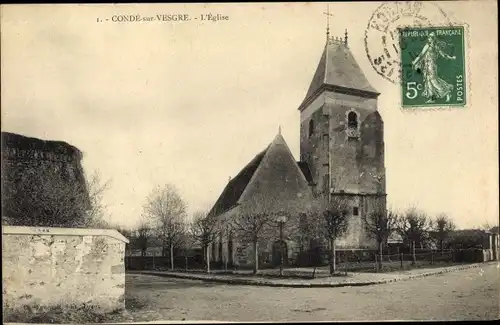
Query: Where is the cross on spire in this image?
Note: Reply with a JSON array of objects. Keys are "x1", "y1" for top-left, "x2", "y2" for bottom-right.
[{"x1": 323, "y1": 4, "x2": 334, "y2": 41}]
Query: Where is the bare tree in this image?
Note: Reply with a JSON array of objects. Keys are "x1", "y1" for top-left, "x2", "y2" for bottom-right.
[
  {"x1": 363, "y1": 206, "x2": 397, "y2": 270},
  {"x1": 190, "y1": 211, "x2": 220, "y2": 273},
  {"x1": 478, "y1": 220, "x2": 498, "y2": 233},
  {"x1": 108, "y1": 222, "x2": 132, "y2": 237},
  {"x1": 229, "y1": 192, "x2": 308, "y2": 275},
  {"x1": 432, "y1": 214, "x2": 456, "y2": 253},
  {"x1": 231, "y1": 210, "x2": 276, "y2": 274},
  {"x1": 307, "y1": 196, "x2": 350, "y2": 275},
  {"x1": 130, "y1": 216, "x2": 152, "y2": 257},
  {"x1": 83, "y1": 170, "x2": 112, "y2": 228},
  {"x1": 295, "y1": 213, "x2": 313, "y2": 254},
  {"x1": 178, "y1": 222, "x2": 197, "y2": 271},
  {"x1": 143, "y1": 184, "x2": 187, "y2": 270},
  {"x1": 395, "y1": 208, "x2": 431, "y2": 264},
  {"x1": 107, "y1": 222, "x2": 133, "y2": 256}
]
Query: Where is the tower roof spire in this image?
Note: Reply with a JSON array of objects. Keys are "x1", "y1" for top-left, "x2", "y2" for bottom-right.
[
  {"x1": 298, "y1": 25, "x2": 379, "y2": 111},
  {"x1": 323, "y1": 4, "x2": 333, "y2": 41}
]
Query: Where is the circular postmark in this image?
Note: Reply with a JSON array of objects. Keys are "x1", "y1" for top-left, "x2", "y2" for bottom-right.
[{"x1": 365, "y1": 1, "x2": 452, "y2": 84}]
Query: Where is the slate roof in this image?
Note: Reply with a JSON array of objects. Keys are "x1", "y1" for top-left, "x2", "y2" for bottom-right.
[
  {"x1": 299, "y1": 39, "x2": 379, "y2": 110},
  {"x1": 207, "y1": 145, "x2": 270, "y2": 217},
  {"x1": 208, "y1": 135, "x2": 314, "y2": 218},
  {"x1": 1, "y1": 132, "x2": 82, "y2": 158}
]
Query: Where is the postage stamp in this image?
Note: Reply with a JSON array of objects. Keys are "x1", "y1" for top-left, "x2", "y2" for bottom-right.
[
  {"x1": 364, "y1": 1, "x2": 452, "y2": 84},
  {"x1": 400, "y1": 26, "x2": 466, "y2": 108}
]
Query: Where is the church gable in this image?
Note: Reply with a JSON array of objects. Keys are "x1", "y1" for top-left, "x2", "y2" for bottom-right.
[{"x1": 238, "y1": 134, "x2": 312, "y2": 214}]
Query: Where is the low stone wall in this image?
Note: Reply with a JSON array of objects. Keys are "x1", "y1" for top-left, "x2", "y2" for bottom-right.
[{"x1": 2, "y1": 226, "x2": 129, "y2": 313}]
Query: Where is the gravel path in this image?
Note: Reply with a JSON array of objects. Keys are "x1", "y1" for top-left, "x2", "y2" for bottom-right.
[{"x1": 124, "y1": 262, "x2": 499, "y2": 322}]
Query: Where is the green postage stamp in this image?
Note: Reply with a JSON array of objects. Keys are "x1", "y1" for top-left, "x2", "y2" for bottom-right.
[{"x1": 400, "y1": 26, "x2": 466, "y2": 108}]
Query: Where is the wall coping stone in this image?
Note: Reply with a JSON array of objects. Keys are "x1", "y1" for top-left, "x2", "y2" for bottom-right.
[{"x1": 1, "y1": 225, "x2": 129, "y2": 243}]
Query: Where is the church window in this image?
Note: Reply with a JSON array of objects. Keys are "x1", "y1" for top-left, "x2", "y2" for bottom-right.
[
  {"x1": 323, "y1": 174, "x2": 330, "y2": 194},
  {"x1": 308, "y1": 119, "x2": 315, "y2": 138},
  {"x1": 348, "y1": 111, "x2": 358, "y2": 129},
  {"x1": 346, "y1": 110, "x2": 360, "y2": 139},
  {"x1": 353, "y1": 207, "x2": 359, "y2": 216},
  {"x1": 322, "y1": 134, "x2": 329, "y2": 150}
]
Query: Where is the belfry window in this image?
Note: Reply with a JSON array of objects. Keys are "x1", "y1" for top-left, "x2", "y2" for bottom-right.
[
  {"x1": 347, "y1": 111, "x2": 358, "y2": 129},
  {"x1": 346, "y1": 111, "x2": 360, "y2": 139},
  {"x1": 308, "y1": 119, "x2": 315, "y2": 138}
]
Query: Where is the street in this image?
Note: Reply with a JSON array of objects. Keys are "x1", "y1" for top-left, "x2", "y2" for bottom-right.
[{"x1": 124, "y1": 263, "x2": 499, "y2": 322}]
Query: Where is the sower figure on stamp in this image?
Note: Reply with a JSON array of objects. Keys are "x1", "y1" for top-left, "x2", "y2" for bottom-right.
[{"x1": 412, "y1": 32, "x2": 456, "y2": 103}]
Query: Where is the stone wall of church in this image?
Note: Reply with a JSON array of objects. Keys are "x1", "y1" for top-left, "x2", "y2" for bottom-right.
[
  {"x1": 299, "y1": 90, "x2": 386, "y2": 251},
  {"x1": 215, "y1": 234, "x2": 301, "y2": 268},
  {"x1": 326, "y1": 109, "x2": 385, "y2": 194},
  {"x1": 299, "y1": 91, "x2": 386, "y2": 197},
  {"x1": 299, "y1": 106, "x2": 330, "y2": 191},
  {"x1": 214, "y1": 206, "x2": 304, "y2": 267},
  {"x1": 333, "y1": 194, "x2": 381, "y2": 249}
]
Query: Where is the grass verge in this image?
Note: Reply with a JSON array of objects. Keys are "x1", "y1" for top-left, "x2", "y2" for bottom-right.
[{"x1": 2, "y1": 298, "x2": 148, "y2": 324}]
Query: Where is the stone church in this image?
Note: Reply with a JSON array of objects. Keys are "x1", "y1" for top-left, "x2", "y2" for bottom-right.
[{"x1": 208, "y1": 31, "x2": 386, "y2": 268}]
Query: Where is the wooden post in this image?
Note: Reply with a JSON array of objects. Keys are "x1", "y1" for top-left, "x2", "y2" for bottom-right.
[
  {"x1": 152, "y1": 252, "x2": 155, "y2": 270},
  {"x1": 412, "y1": 240, "x2": 416, "y2": 265},
  {"x1": 375, "y1": 253, "x2": 378, "y2": 272},
  {"x1": 431, "y1": 250, "x2": 434, "y2": 265},
  {"x1": 279, "y1": 221, "x2": 284, "y2": 277},
  {"x1": 170, "y1": 244, "x2": 174, "y2": 271},
  {"x1": 344, "y1": 251, "x2": 347, "y2": 275},
  {"x1": 207, "y1": 245, "x2": 211, "y2": 273},
  {"x1": 400, "y1": 252, "x2": 403, "y2": 269},
  {"x1": 224, "y1": 227, "x2": 228, "y2": 272}
]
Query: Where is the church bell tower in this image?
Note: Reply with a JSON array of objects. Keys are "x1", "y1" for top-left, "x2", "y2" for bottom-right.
[{"x1": 298, "y1": 27, "x2": 386, "y2": 248}]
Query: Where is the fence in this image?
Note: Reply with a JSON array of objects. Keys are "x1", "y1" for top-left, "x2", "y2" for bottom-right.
[
  {"x1": 292, "y1": 248, "x2": 485, "y2": 273},
  {"x1": 126, "y1": 254, "x2": 205, "y2": 271},
  {"x1": 126, "y1": 248, "x2": 487, "y2": 272},
  {"x1": 371, "y1": 248, "x2": 484, "y2": 272}
]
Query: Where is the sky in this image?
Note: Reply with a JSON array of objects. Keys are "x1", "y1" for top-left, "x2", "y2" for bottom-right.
[{"x1": 1, "y1": 2, "x2": 498, "y2": 230}]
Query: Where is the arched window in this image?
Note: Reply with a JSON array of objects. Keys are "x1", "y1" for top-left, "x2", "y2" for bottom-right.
[
  {"x1": 347, "y1": 111, "x2": 358, "y2": 129},
  {"x1": 308, "y1": 119, "x2": 315, "y2": 137}
]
